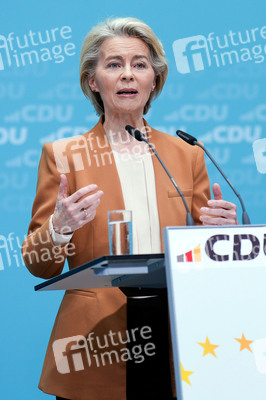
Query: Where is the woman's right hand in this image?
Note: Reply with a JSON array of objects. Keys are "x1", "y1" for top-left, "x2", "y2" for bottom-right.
[{"x1": 52, "y1": 174, "x2": 104, "y2": 234}]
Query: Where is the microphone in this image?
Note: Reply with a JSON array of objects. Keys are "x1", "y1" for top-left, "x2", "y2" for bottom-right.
[
  {"x1": 176, "y1": 130, "x2": 251, "y2": 225},
  {"x1": 125, "y1": 125, "x2": 195, "y2": 226}
]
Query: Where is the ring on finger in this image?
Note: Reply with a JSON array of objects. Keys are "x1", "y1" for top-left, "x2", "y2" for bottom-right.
[{"x1": 82, "y1": 208, "x2": 89, "y2": 217}]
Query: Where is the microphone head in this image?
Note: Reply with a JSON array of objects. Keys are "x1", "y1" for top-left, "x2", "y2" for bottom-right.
[
  {"x1": 176, "y1": 130, "x2": 197, "y2": 145},
  {"x1": 125, "y1": 125, "x2": 143, "y2": 142}
]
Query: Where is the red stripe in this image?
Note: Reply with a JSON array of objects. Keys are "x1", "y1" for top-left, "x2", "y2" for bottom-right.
[{"x1": 185, "y1": 250, "x2": 193, "y2": 262}]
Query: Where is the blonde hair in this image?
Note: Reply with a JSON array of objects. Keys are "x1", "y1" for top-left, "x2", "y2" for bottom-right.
[{"x1": 80, "y1": 17, "x2": 168, "y2": 115}]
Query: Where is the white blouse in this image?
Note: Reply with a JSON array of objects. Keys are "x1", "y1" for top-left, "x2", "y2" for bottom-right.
[{"x1": 113, "y1": 150, "x2": 161, "y2": 254}]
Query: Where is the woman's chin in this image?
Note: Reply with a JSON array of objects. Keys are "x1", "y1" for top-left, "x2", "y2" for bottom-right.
[{"x1": 109, "y1": 105, "x2": 144, "y2": 117}]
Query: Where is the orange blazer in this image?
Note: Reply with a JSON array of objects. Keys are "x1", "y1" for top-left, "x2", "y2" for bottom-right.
[{"x1": 22, "y1": 117, "x2": 211, "y2": 400}]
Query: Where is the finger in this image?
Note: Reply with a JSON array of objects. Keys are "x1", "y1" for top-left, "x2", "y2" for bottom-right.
[
  {"x1": 77, "y1": 190, "x2": 104, "y2": 210},
  {"x1": 81, "y1": 208, "x2": 90, "y2": 218},
  {"x1": 207, "y1": 200, "x2": 237, "y2": 210},
  {"x1": 81, "y1": 208, "x2": 96, "y2": 220},
  {"x1": 57, "y1": 174, "x2": 68, "y2": 200},
  {"x1": 199, "y1": 215, "x2": 236, "y2": 225},
  {"x1": 200, "y1": 207, "x2": 226, "y2": 217},
  {"x1": 79, "y1": 210, "x2": 97, "y2": 230},
  {"x1": 61, "y1": 192, "x2": 102, "y2": 227},
  {"x1": 82, "y1": 197, "x2": 102, "y2": 214},
  {"x1": 81, "y1": 203, "x2": 99, "y2": 219},
  {"x1": 212, "y1": 183, "x2": 223, "y2": 201},
  {"x1": 68, "y1": 184, "x2": 98, "y2": 203},
  {"x1": 78, "y1": 194, "x2": 103, "y2": 221},
  {"x1": 200, "y1": 206, "x2": 236, "y2": 217}
]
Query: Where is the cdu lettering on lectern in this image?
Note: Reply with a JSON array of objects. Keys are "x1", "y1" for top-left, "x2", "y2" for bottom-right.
[
  {"x1": 205, "y1": 234, "x2": 229, "y2": 261},
  {"x1": 205, "y1": 234, "x2": 265, "y2": 262},
  {"x1": 233, "y1": 234, "x2": 260, "y2": 261}
]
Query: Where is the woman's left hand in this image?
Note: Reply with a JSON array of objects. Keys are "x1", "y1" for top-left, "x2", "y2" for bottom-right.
[{"x1": 199, "y1": 183, "x2": 237, "y2": 225}]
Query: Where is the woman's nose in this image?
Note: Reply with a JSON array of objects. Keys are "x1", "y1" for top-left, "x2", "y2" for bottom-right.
[{"x1": 120, "y1": 65, "x2": 134, "y2": 80}]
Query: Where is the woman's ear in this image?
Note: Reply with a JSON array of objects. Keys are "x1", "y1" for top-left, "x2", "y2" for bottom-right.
[{"x1": 88, "y1": 76, "x2": 99, "y2": 92}]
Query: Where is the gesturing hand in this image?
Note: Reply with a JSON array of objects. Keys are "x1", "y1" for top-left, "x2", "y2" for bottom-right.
[
  {"x1": 199, "y1": 183, "x2": 237, "y2": 225},
  {"x1": 52, "y1": 174, "x2": 104, "y2": 234}
]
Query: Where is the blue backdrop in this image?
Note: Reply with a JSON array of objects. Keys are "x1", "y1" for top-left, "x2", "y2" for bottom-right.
[{"x1": 0, "y1": 1, "x2": 265, "y2": 399}]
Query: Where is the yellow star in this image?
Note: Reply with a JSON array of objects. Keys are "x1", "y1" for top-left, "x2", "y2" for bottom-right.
[
  {"x1": 198, "y1": 336, "x2": 219, "y2": 358},
  {"x1": 180, "y1": 363, "x2": 194, "y2": 386},
  {"x1": 235, "y1": 333, "x2": 253, "y2": 352}
]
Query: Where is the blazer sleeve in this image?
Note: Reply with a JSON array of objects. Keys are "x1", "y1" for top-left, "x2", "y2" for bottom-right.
[
  {"x1": 22, "y1": 143, "x2": 72, "y2": 279},
  {"x1": 191, "y1": 144, "x2": 211, "y2": 224}
]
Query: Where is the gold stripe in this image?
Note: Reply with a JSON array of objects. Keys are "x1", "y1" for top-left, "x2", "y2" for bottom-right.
[{"x1": 194, "y1": 244, "x2": 201, "y2": 262}]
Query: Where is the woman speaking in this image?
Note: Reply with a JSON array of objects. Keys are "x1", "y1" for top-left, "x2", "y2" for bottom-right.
[{"x1": 22, "y1": 17, "x2": 237, "y2": 400}]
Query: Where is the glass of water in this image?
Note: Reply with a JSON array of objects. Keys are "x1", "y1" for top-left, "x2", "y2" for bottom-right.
[{"x1": 108, "y1": 210, "x2": 133, "y2": 255}]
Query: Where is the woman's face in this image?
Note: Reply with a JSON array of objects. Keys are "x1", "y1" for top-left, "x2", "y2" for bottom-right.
[{"x1": 88, "y1": 36, "x2": 156, "y2": 117}]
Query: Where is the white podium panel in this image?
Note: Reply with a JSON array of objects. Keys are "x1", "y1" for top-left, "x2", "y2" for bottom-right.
[{"x1": 164, "y1": 225, "x2": 266, "y2": 400}]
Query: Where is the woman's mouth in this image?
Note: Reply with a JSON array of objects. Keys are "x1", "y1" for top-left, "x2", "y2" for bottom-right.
[{"x1": 117, "y1": 88, "x2": 138, "y2": 97}]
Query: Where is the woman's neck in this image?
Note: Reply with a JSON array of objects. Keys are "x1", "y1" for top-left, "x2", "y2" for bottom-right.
[{"x1": 102, "y1": 111, "x2": 147, "y2": 152}]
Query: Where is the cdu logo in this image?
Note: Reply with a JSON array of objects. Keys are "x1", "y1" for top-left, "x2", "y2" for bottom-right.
[
  {"x1": 176, "y1": 233, "x2": 266, "y2": 266},
  {"x1": 177, "y1": 244, "x2": 201, "y2": 262},
  {"x1": 253, "y1": 138, "x2": 266, "y2": 174},
  {"x1": 172, "y1": 35, "x2": 211, "y2": 74},
  {"x1": 205, "y1": 234, "x2": 262, "y2": 262}
]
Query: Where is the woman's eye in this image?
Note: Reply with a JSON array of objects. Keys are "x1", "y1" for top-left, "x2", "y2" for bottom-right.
[
  {"x1": 107, "y1": 63, "x2": 120, "y2": 68},
  {"x1": 135, "y1": 63, "x2": 146, "y2": 69}
]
